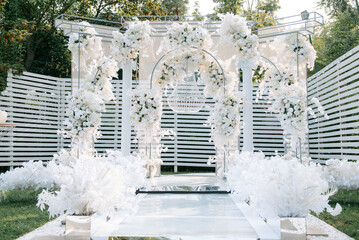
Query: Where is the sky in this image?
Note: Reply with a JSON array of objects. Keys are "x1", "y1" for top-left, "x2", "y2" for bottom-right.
[{"x1": 188, "y1": 0, "x2": 327, "y2": 20}]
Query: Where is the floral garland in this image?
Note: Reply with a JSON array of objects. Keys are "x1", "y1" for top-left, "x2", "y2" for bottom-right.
[
  {"x1": 218, "y1": 13, "x2": 259, "y2": 68},
  {"x1": 166, "y1": 22, "x2": 211, "y2": 49},
  {"x1": 208, "y1": 95, "x2": 242, "y2": 150},
  {"x1": 272, "y1": 83, "x2": 308, "y2": 150},
  {"x1": 153, "y1": 48, "x2": 232, "y2": 99},
  {"x1": 111, "y1": 20, "x2": 152, "y2": 65},
  {"x1": 200, "y1": 60, "x2": 234, "y2": 98},
  {"x1": 272, "y1": 33, "x2": 316, "y2": 73},
  {"x1": 92, "y1": 58, "x2": 119, "y2": 101},
  {"x1": 153, "y1": 49, "x2": 207, "y2": 88},
  {"x1": 130, "y1": 86, "x2": 162, "y2": 142},
  {"x1": 68, "y1": 21, "x2": 103, "y2": 73},
  {"x1": 66, "y1": 22, "x2": 121, "y2": 157}
]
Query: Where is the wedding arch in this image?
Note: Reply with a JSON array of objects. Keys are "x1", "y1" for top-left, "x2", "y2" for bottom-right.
[{"x1": 54, "y1": 12, "x2": 324, "y2": 175}]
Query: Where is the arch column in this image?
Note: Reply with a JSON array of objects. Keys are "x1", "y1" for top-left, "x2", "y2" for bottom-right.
[
  {"x1": 121, "y1": 61, "x2": 132, "y2": 156},
  {"x1": 241, "y1": 64, "x2": 254, "y2": 152}
]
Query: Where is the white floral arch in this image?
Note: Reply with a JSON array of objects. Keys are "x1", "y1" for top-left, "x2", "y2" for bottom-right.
[{"x1": 54, "y1": 13, "x2": 325, "y2": 176}]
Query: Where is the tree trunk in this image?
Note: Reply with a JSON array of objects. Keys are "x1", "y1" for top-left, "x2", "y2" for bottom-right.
[{"x1": 24, "y1": 36, "x2": 37, "y2": 71}]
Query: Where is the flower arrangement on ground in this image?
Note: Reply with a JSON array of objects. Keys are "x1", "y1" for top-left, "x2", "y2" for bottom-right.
[
  {"x1": 0, "y1": 151, "x2": 147, "y2": 218},
  {"x1": 37, "y1": 152, "x2": 146, "y2": 218},
  {"x1": 321, "y1": 159, "x2": 359, "y2": 190},
  {"x1": 227, "y1": 151, "x2": 342, "y2": 218}
]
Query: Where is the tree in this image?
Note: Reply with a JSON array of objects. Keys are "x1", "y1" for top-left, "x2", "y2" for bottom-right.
[
  {"x1": 0, "y1": 0, "x2": 166, "y2": 92},
  {"x1": 192, "y1": 0, "x2": 204, "y2": 20},
  {"x1": 311, "y1": 0, "x2": 359, "y2": 72},
  {"x1": 212, "y1": 0, "x2": 280, "y2": 26},
  {"x1": 213, "y1": 0, "x2": 243, "y2": 15},
  {"x1": 161, "y1": 0, "x2": 189, "y2": 16},
  {"x1": 317, "y1": 0, "x2": 354, "y2": 17}
]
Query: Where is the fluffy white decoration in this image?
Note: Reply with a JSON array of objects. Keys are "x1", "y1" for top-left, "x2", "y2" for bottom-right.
[
  {"x1": 218, "y1": 13, "x2": 259, "y2": 68},
  {"x1": 310, "y1": 97, "x2": 329, "y2": 119},
  {"x1": 272, "y1": 33, "x2": 316, "y2": 73},
  {"x1": 322, "y1": 159, "x2": 359, "y2": 190},
  {"x1": 330, "y1": 203, "x2": 342, "y2": 216},
  {"x1": 111, "y1": 20, "x2": 152, "y2": 65},
  {"x1": 0, "y1": 110, "x2": 7, "y2": 124},
  {"x1": 35, "y1": 151, "x2": 146, "y2": 218},
  {"x1": 227, "y1": 152, "x2": 337, "y2": 218},
  {"x1": 166, "y1": 22, "x2": 212, "y2": 49},
  {"x1": 208, "y1": 95, "x2": 242, "y2": 150},
  {"x1": 0, "y1": 161, "x2": 70, "y2": 198}
]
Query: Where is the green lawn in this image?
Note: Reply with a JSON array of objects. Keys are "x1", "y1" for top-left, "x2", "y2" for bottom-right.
[
  {"x1": 0, "y1": 189, "x2": 358, "y2": 240},
  {"x1": 316, "y1": 189, "x2": 359, "y2": 240},
  {"x1": 0, "y1": 189, "x2": 50, "y2": 240}
]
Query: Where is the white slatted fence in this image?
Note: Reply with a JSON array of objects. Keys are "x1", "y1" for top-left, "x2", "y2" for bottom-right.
[
  {"x1": 308, "y1": 46, "x2": 359, "y2": 162},
  {"x1": 0, "y1": 71, "x2": 71, "y2": 166}
]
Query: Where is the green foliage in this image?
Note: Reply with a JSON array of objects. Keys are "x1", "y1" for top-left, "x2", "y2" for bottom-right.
[
  {"x1": 252, "y1": 0, "x2": 280, "y2": 27},
  {"x1": 0, "y1": 0, "x2": 166, "y2": 94},
  {"x1": 161, "y1": 0, "x2": 189, "y2": 16},
  {"x1": 311, "y1": 1, "x2": 359, "y2": 73},
  {"x1": 0, "y1": 189, "x2": 50, "y2": 240},
  {"x1": 316, "y1": 190, "x2": 359, "y2": 240},
  {"x1": 213, "y1": 0, "x2": 243, "y2": 14},
  {"x1": 317, "y1": 0, "x2": 354, "y2": 17},
  {"x1": 213, "y1": 0, "x2": 280, "y2": 26},
  {"x1": 192, "y1": 0, "x2": 204, "y2": 20}
]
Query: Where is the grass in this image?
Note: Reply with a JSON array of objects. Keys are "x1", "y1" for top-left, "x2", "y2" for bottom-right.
[
  {"x1": 0, "y1": 189, "x2": 50, "y2": 240},
  {"x1": 315, "y1": 189, "x2": 359, "y2": 240}
]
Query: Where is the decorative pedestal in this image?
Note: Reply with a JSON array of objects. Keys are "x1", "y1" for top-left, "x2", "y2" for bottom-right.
[
  {"x1": 280, "y1": 217, "x2": 306, "y2": 240},
  {"x1": 65, "y1": 215, "x2": 91, "y2": 240}
]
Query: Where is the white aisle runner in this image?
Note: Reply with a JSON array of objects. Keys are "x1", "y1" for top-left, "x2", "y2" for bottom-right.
[{"x1": 91, "y1": 174, "x2": 280, "y2": 240}]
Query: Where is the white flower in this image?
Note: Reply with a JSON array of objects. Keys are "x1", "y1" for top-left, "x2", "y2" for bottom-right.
[
  {"x1": 0, "y1": 110, "x2": 7, "y2": 124},
  {"x1": 166, "y1": 22, "x2": 212, "y2": 49},
  {"x1": 208, "y1": 95, "x2": 242, "y2": 150},
  {"x1": 130, "y1": 86, "x2": 162, "y2": 142},
  {"x1": 272, "y1": 33, "x2": 316, "y2": 73},
  {"x1": 111, "y1": 20, "x2": 153, "y2": 65},
  {"x1": 218, "y1": 13, "x2": 259, "y2": 67}
]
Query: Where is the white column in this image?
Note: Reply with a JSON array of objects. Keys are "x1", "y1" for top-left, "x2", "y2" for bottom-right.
[
  {"x1": 121, "y1": 61, "x2": 132, "y2": 156},
  {"x1": 242, "y1": 65, "x2": 253, "y2": 152}
]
